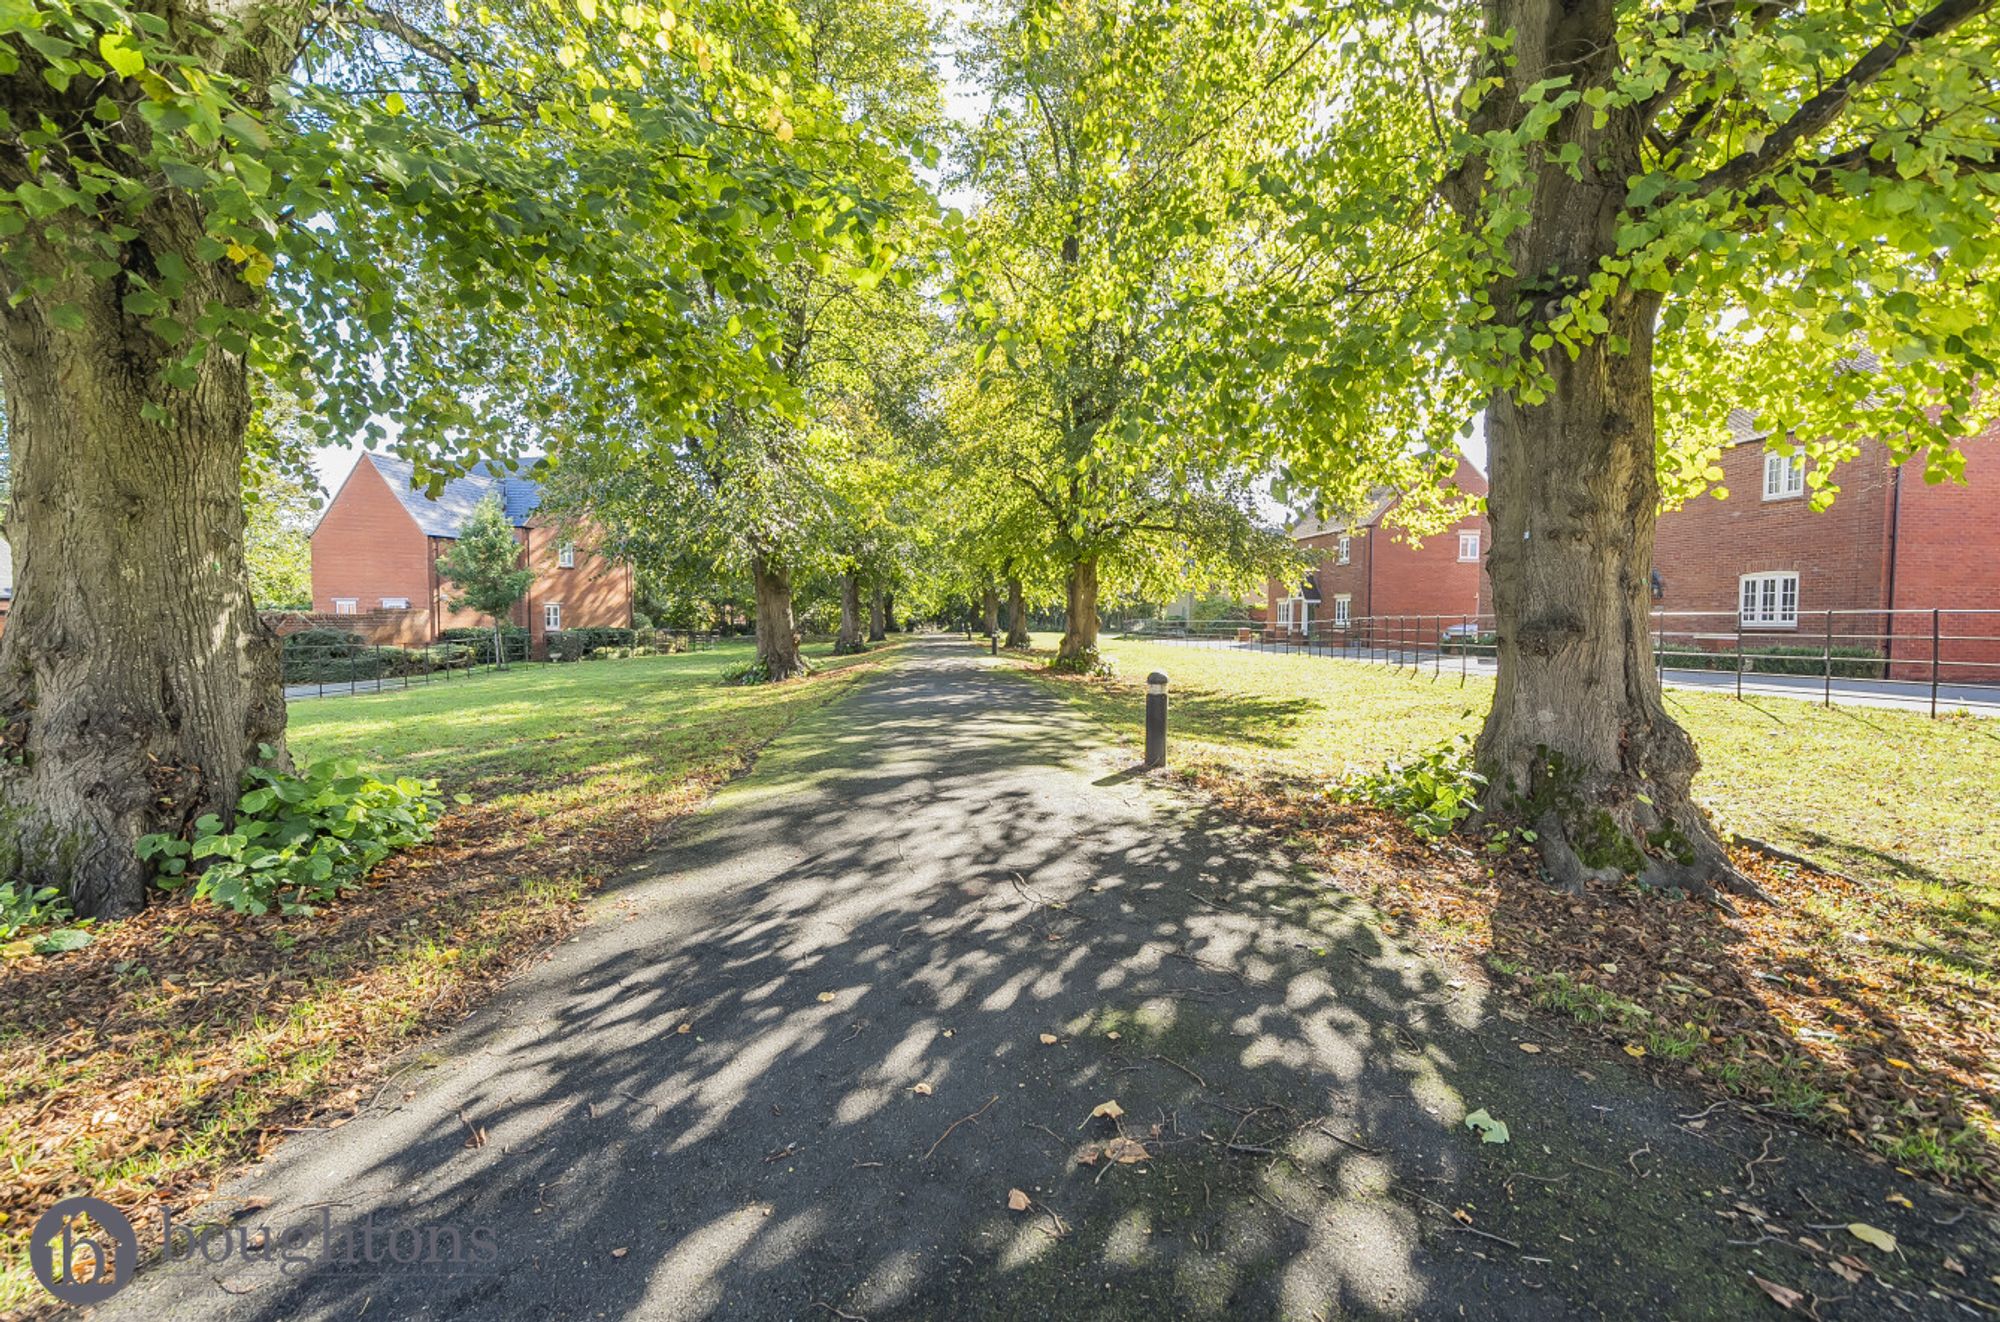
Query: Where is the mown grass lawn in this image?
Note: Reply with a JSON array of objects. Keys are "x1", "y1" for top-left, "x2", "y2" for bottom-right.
[
  {"x1": 1003, "y1": 632, "x2": 2000, "y2": 1190},
  {"x1": 0, "y1": 638, "x2": 896, "y2": 1312},
  {"x1": 1026, "y1": 633, "x2": 1999, "y2": 901}
]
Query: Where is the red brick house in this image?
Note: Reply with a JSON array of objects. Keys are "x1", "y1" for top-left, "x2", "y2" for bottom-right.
[
  {"x1": 311, "y1": 453, "x2": 632, "y2": 655},
  {"x1": 1652, "y1": 416, "x2": 2000, "y2": 681},
  {"x1": 1266, "y1": 456, "x2": 1490, "y2": 636}
]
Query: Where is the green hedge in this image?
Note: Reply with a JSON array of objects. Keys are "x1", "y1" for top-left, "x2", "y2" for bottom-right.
[
  {"x1": 1656, "y1": 643, "x2": 1886, "y2": 679},
  {"x1": 439, "y1": 627, "x2": 531, "y2": 664},
  {"x1": 280, "y1": 636, "x2": 474, "y2": 683},
  {"x1": 546, "y1": 627, "x2": 692, "y2": 661}
]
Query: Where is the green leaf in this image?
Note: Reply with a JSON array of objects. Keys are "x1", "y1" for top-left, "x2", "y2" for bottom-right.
[
  {"x1": 1463, "y1": 1108, "x2": 1510, "y2": 1144},
  {"x1": 98, "y1": 32, "x2": 145, "y2": 79}
]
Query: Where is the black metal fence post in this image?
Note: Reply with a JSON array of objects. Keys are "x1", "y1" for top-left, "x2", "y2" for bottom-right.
[
  {"x1": 1823, "y1": 610, "x2": 1833, "y2": 707},
  {"x1": 1932, "y1": 608, "x2": 1942, "y2": 718},
  {"x1": 1735, "y1": 616, "x2": 1744, "y2": 700},
  {"x1": 1144, "y1": 672, "x2": 1168, "y2": 767}
]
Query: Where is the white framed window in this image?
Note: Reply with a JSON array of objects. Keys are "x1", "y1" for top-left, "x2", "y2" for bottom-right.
[
  {"x1": 558, "y1": 541, "x2": 576, "y2": 568},
  {"x1": 332, "y1": 598, "x2": 358, "y2": 615},
  {"x1": 1762, "y1": 451, "x2": 1805, "y2": 500},
  {"x1": 1458, "y1": 531, "x2": 1480, "y2": 562},
  {"x1": 1739, "y1": 572, "x2": 1799, "y2": 629},
  {"x1": 380, "y1": 596, "x2": 409, "y2": 610},
  {"x1": 1337, "y1": 535, "x2": 1351, "y2": 565},
  {"x1": 544, "y1": 602, "x2": 563, "y2": 631},
  {"x1": 1333, "y1": 594, "x2": 1351, "y2": 628},
  {"x1": 1276, "y1": 598, "x2": 1292, "y2": 629}
]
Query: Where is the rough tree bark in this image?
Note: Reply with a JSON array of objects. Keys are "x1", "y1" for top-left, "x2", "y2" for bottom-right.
[
  {"x1": 1055, "y1": 558, "x2": 1100, "y2": 666},
  {"x1": 749, "y1": 552, "x2": 808, "y2": 680},
  {"x1": 981, "y1": 586, "x2": 999, "y2": 636},
  {"x1": 1005, "y1": 577, "x2": 1031, "y2": 648},
  {"x1": 0, "y1": 223, "x2": 285, "y2": 917},
  {"x1": 882, "y1": 593, "x2": 896, "y2": 634},
  {"x1": 867, "y1": 591, "x2": 886, "y2": 642},
  {"x1": 1464, "y1": 0, "x2": 1761, "y2": 901},
  {"x1": 834, "y1": 571, "x2": 866, "y2": 654}
]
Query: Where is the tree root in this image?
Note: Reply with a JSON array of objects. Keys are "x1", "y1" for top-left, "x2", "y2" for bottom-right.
[{"x1": 1535, "y1": 811, "x2": 1622, "y2": 895}]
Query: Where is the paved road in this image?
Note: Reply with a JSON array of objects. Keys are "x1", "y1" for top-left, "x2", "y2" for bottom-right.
[
  {"x1": 1142, "y1": 636, "x2": 2000, "y2": 717},
  {"x1": 103, "y1": 638, "x2": 1997, "y2": 1320}
]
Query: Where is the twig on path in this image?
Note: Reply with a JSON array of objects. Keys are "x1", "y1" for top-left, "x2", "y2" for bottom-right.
[
  {"x1": 1569, "y1": 1156, "x2": 1622, "y2": 1179},
  {"x1": 1255, "y1": 1192, "x2": 1312, "y2": 1229},
  {"x1": 923, "y1": 1094, "x2": 999, "y2": 1161},
  {"x1": 456, "y1": 1110, "x2": 487, "y2": 1149},
  {"x1": 1453, "y1": 1223, "x2": 1523, "y2": 1251},
  {"x1": 1023, "y1": 1122, "x2": 1067, "y2": 1150},
  {"x1": 1148, "y1": 1054, "x2": 1208, "y2": 1089},
  {"x1": 1626, "y1": 1144, "x2": 1653, "y2": 1179},
  {"x1": 813, "y1": 1303, "x2": 866, "y2": 1322},
  {"x1": 1184, "y1": 888, "x2": 1230, "y2": 913},
  {"x1": 1312, "y1": 1122, "x2": 1379, "y2": 1156},
  {"x1": 1741, "y1": 1134, "x2": 1781, "y2": 1193}
]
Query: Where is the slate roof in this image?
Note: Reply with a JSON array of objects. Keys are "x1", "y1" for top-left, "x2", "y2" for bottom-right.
[
  {"x1": 347, "y1": 453, "x2": 546, "y2": 538},
  {"x1": 1289, "y1": 491, "x2": 1397, "y2": 540}
]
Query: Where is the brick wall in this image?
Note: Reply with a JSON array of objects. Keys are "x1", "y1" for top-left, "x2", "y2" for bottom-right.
[
  {"x1": 519, "y1": 522, "x2": 634, "y2": 657},
  {"x1": 1652, "y1": 439, "x2": 1894, "y2": 664},
  {"x1": 1653, "y1": 431, "x2": 2000, "y2": 681},
  {"x1": 1885, "y1": 423, "x2": 2000, "y2": 682},
  {"x1": 262, "y1": 608, "x2": 432, "y2": 646},
  {"x1": 1267, "y1": 458, "x2": 1491, "y2": 635},
  {"x1": 315, "y1": 458, "x2": 635, "y2": 654},
  {"x1": 310, "y1": 457, "x2": 435, "y2": 620}
]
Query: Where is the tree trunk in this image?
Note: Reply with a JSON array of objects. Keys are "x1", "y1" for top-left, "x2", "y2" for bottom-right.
[
  {"x1": 981, "y1": 586, "x2": 999, "y2": 636},
  {"x1": 1054, "y1": 559, "x2": 1100, "y2": 667},
  {"x1": 492, "y1": 619, "x2": 505, "y2": 670},
  {"x1": 834, "y1": 571, "x2": 866, "y2": 654},
  {"x1": 1468, "y1": 0, "x2": 1758, "y2": 902},
  {"x1": 1006, "y1": 577, "x2": 1031, "y2": 648},
  {"x1": 882, "y1": 592, "x2": 896, "y2": 634},
  {"x1": 749, "y1": 553, "x2": 808, "y2": 681},
  {"x1": 0, "y1": 263, "x2": 284, "y2": 918},
  {"x1": 867, "y1": 591, "x2": 886, "y2": 642}
]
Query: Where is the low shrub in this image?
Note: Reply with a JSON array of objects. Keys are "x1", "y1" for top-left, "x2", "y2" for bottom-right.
[
  {"x1": 439, "y1": 627, "x2": 531, "y2": 664},
  {"x1": 0, "y1": 883, "x2": 92, "y2": 955},
  {"x1": 1048, "y1": 649, "x2": 1118, "y2": 678},
  {"x1": 1337, "y1": 737, "x2": 1487, "y2": 838},
  {"x1": 1656, "y1": 643, "x2": 1886, "y2": 679},
  {"x1": 139, "y1": 750, "x2": 457, "y2": 916}
]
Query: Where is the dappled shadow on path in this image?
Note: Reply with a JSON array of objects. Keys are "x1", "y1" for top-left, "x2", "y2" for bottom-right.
[{"x1": 101, "y1": 641, "x2": 1995, "y2": 1322}]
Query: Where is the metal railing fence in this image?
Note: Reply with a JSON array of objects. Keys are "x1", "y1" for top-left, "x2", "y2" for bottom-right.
[
  {"x1": 280, "y1": 627, "x2": 720, "y2": 699},
  {"x1": 1118, "y1": 608, "x2": 2000, "y2": 717}
]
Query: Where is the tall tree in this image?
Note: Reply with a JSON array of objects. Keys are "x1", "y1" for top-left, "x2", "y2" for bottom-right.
[
  {"x1": 242, "y1": 457, "x2": 317, "y2": 609},
  {"x1": 951, "y1": 1, "x2": 1329, "y2": 668},
  {"x1": 0, "y1": 0, "x2": 902, "y2": 914},
  {"x1": 1226, "y1": 0, "x2": 2000, "y2": 897},
  {"x1": 436, "y1": 494, "x2": 535, "y2": 668},
  {"x1": 548, "y1": 0, "x2": 944, "y2": 681}
]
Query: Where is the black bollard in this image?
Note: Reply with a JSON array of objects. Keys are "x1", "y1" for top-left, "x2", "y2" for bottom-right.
[
  {"x1": 1144, "y1": 671, "x2": 1168, "y2": 767},
  {"x1": 990, "y1": 631, "x2": 999, "y2": 655}
]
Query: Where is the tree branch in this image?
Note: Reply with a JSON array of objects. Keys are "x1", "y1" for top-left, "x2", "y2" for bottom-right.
[
  {"x1": 353, "y1": 3, "x2": 481, "y2": 110},
  {"x1": 1696, "y1": 0, "x2": 1991, "y2": 199}
]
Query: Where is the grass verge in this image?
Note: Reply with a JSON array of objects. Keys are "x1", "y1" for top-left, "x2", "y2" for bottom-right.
[
  {"x1": 997, "y1": 633, "x2": 2000, "y2": 1197},
  {"x1": 0, "y1": 639, "x2": 899, "y2": 1312}
]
